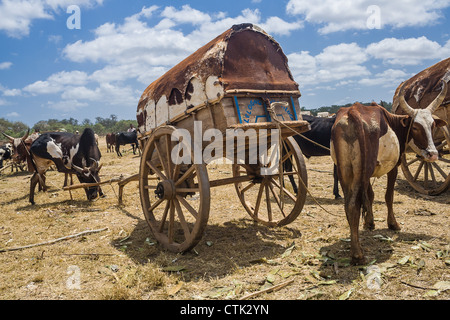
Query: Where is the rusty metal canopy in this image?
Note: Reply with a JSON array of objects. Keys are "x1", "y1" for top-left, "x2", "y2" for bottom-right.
[
  {"x1": 137, "y1": 23, "x2": 300, "y2": 129},
  {"x1": 392, "y1": 57, "x2": 450, "y2": 113}
]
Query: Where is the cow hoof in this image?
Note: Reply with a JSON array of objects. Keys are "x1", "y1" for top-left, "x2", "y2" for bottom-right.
[
  {"x1": 363, "y1": 222, "x2": 375, "y2": 231},
  {"x1": 388, "y1": 222, "x2": 401, "y2": 231},
  {"x1": 334, "y1": 195, "x2": 342, "y2": 199},
  {"x1": 351, "y1": 255, "x2": 366, "y2": 266}
]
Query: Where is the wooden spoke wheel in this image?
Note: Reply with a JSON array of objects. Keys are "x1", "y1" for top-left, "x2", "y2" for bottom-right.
[
  {"x1": 400, "y1": 125, "x2": 450, "y2": 195},
  {"x1": 232, "y1": 136, "x2": 308, "y2": 227},
  {"x1": 139, "y1": 126, "x2": 210, "y2": 252}
]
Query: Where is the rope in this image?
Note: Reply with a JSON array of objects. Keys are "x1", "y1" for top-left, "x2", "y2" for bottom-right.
[
  {"x1": 271, "y1": 115, "x2": 331, "y2": 152},
  {"x1": 405, "y1": 110, "x2": 418, "y2": 147},
  {"x1": 266, "y1": 101, "x2": 341, "y2": 217},
  {"x1": 265, "y1": 99, "x2": 285, "y2": 211}
]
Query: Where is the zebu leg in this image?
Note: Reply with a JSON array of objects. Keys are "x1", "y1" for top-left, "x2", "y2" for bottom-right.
[
  {"x1": 386, "y1": 167, "x2": 401, "y2": 231},
  {"x1": 363, "y1": 183, "x2": 375, "y2": 230},
  {"x1": 29, "y1": 172, "x2": 40, "y2": 205}
]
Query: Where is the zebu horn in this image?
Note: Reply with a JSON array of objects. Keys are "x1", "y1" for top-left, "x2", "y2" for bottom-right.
[
  {"x1": 89, "y1": 158, "x2": 102, "y2": 171},
  {"x1": 398, "y1": 81, "x2": 416, "y2": 117},
  {"x1": 427, "y1": 80, "x2": 448, "y2": 113},
  {"x1": 2, "y1": 132, "x2": 15, "y2": 143},
  {"x1": 72, "y1": 163, "x2": 89, "y2": 174},
  {"x1": 22, "y1": 128, "x2": 30, "y2": 141}
]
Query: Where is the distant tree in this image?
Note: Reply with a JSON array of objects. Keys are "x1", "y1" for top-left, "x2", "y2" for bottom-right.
[
  {"x1": 92, "y1": 123, "x2": 105, "y2": 135},
  {"x1": 112, "y1": 119, "x2": 139, "y2": 133},
  {"x1": 379, "y1": 100, "x2": 393, "y2": 111},
  {"x1": 1, "y1": 115, "x2": 139, "y2": 140},
  {"x1": 0, "y1": 118, "x2": 29, "y2": 140},
  {"x1": 95, "y1": 114, "x2": 118, "y2": 129},
  {"x1": 82, "y1": 118, "x2": 92, "y2": 126}
]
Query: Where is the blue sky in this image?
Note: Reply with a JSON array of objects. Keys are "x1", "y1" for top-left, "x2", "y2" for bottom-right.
[{"x1": 1, "y1": 0, "x2": 450, "y2": 127}]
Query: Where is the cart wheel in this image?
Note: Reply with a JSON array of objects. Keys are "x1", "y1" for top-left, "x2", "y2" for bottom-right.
[
  {"x1": 400, "y1": 125, "x2": 450, "y2": 195},
  {"x1": 139, "y1": 126, "x2": 210, "y2": 252},
  {"x1": 232, "y1": 136, "x2": 308, "y2": 227}
]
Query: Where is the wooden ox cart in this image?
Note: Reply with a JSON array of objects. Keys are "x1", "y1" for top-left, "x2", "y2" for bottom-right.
[
  {"x1": 392, "y1": 57, "x2": 450, "y2": 195},
  {"x1": 134, "y1": 23, "x2": 310, "y2": 252}
]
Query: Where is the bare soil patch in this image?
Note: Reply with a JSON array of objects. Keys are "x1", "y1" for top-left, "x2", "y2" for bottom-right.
[{"x1": 0, "y1": 138, "x2": 448, "y2": 300}]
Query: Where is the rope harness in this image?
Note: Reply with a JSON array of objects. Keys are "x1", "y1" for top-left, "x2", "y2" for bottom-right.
[{"x1": 265, "y1": 100, "x2": 340, "y2": 217}]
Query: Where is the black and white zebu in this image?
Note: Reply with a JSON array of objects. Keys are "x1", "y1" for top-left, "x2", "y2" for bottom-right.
[
  {"x1": 29, "y1": 128, "x2": 104, "y2": 204},
  {"x1": 0, "y1": 143, "x2": 12, "y2": 169}
]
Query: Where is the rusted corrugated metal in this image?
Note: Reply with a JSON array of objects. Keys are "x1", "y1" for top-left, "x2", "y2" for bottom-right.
[
  {"x1": 136, "y1": 23, "x2": 300, "y2": 132},
  {"x1": 393, "y1": 57, "x2": 450, "y2": 114}
]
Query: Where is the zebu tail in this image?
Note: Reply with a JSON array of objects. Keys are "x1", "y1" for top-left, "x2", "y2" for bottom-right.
[{"x1": 347, "y1": 108, "x2": 372, "y2": 219}]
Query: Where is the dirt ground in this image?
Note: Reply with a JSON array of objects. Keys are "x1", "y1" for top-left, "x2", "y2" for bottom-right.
[{"x1": 0, "y1": 137, "x2": 448, "y2": 300}]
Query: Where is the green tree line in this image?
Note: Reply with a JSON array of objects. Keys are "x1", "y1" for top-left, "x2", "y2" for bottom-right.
[{"x1": 0, "y1": 114, "x2": 138, "y2": 140}]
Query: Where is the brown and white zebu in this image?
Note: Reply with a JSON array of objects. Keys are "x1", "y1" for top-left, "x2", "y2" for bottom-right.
[
  {"x1": 330, "y1": 80, "x2": 448, "y2": 265},
  {"x1": 29, "y1": 128, "x2": 104, "y2": 204},
  {"x1": 392, "y1": 59, "x2": 450, "y2": 195}
]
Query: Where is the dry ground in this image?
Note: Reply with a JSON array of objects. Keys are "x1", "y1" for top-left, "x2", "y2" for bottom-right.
[{"x1": 0, "y1": 137, "x2": 448, "y2": 300}]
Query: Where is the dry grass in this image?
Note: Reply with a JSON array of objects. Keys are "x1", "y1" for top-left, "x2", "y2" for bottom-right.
[{"x1": 0, "y1": 137, "x2": 448, "y2": 300}]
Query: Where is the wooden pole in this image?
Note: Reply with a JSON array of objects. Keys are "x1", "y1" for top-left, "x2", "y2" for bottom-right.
[
  {"x1": 62, "y1": 177, "x2": 122, "y2": 191},
  {"x1": 0, "y1": 227, "x2": 108, "y2": 253}
]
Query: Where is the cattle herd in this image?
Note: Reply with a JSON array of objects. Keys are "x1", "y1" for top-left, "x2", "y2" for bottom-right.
[
  {"x1": 0, "y1": 79, "x2": 448, "y2": 265},
  {"x1": 0, "y1": 129, "x2": 140, "y2": 204}
]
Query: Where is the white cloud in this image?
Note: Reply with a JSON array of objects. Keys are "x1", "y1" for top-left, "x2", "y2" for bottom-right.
[
  {"x1": 359, "y1": 69, "x2": 410, "y2": 87},
  {"x1": 161, "y1": 5, "x2": 212, "y2": 26},
  {"x1": 24, "y1": 70, "x2": 89, "y2": 94},
  {"x1": 288, "y1": 42, "x2": 370, "y2": 86},
  {"x1": 0, "y1": 0, "x2": 103, "y2": 38},
  {"x1": 0, "y1": 83, "x2": 21, "y2": 97},
  {"x1": 6, "y1": 111, "x2": 20, "y2": 117},
  {"x1": 366, "y1": 37, "x2": 450, "y2": 65},
  {"x1": 44, "y1": 0, "x2": 103, "y2": 11},
  {"x1": 48, "y1": 34, "x2": 62, "y2": 43},
  {"x1": 3, "y1": 88, "x2": 21, "y2": 96},
  {"x1": 260, "y1": 16, "x2": 303, "y2": 36},
  {"x1": 0, "y1": 62, "x2": 13, "y2": 70},
  {"x1": 0, "y1": 0, "x2": 51, "y2": 38},
  {"x1": 46, "y1": 99, "x2": 88, "y2": 112},
  {"x1": 63, "y1": 7, "x2": 194, "y2": 66},
  {"x1": 286, "y1": 0, "x2": 450, "y2": 34},
  {"x1": 288, "y1": 36, "x2": 450, "y2": 89},
  {"x1": 24, "y1": 80, "x2": 61, "y2": 94}
]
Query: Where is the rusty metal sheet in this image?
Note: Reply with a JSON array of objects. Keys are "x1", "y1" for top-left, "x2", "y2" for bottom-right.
[
  {"x1": 392, "y1": 57, "x2": 450, "y2": 114},
  {"x1": 136, "y1": 23, "x2": 300, "y2": 132}
]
